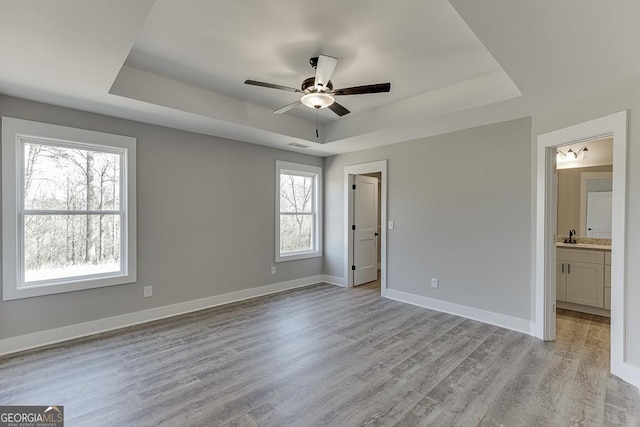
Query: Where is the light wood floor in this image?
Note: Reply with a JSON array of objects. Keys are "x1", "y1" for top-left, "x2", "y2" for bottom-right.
[{"x1": 1, "y1": 282, "x2": 639, "y2": 426}]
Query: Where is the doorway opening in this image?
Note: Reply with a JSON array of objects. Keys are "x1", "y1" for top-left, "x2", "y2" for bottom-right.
[
  {"x1": 535, "y1": 111, "x2": 628, "y2": 382},
  {"x1": 352, "y1": 173, "x2": 381, "y2": 288},
  {"x1": 344, "y1": 160, "x2": 387, "y2": 294},
  {"x1": 555, "y1": 138, "x2": 613, "y2": 358}
]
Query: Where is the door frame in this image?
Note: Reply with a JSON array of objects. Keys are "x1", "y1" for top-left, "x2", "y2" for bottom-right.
[
  {"x1": 352, "y1": 174, "x2": 379, "y2": 286},
  {"x1": 535, "y1": 111, "x2": 628, "y2": 381},
  {"x1": 344, "y1": 160, "x2": 387, "y2": 291}
]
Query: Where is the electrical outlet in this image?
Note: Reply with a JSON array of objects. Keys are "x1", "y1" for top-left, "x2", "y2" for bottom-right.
[
  {"x1": 144, "y1": 286, "x2": 152, "y2": 297},
  {"x1": 431, "y1": 278, "x2": 439, "y2": 289},
  {"x1": 271, "y1": 266, "x2": 276, "y2": 275}
]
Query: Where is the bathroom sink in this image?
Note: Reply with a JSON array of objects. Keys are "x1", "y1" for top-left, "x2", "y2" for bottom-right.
[{"x1": 556, "y1": 242, "x2": 611, "y2": 250}]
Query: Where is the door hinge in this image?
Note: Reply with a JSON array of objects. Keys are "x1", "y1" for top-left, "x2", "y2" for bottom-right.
[
  {"x1": 351, "y1": 225, "x2": 356, "y2": 230},
  {"x1": 351, "y1": 265, "x2": 356, "y2": 271},
  {"x1": 352, "y1": 184, "x2": 356, "y2": 190},
  {"x1": 553, "y1": 303, "x2": 556, "y2": 313}
]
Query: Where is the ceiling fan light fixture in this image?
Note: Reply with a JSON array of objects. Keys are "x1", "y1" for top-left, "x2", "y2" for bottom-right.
[{"x1": 301, "y1": 92, "x2": 334, "y2": 109}]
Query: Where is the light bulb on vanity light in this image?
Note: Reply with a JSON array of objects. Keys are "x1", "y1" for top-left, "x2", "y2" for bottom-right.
[
  {"x1": 557, "y1": 146, "x2": 589, "y2": 162},
  {"x1": 568, "y1": 147, "x2": 589, "y2": 159}
]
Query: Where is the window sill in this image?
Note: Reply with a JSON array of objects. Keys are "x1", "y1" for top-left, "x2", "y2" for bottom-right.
[
  {"x1": 276, "y1": 251, "x2": 322, "y2": 263},
  {"x1": 3, "y1": 273, "x2": 136, "y2": 301}
]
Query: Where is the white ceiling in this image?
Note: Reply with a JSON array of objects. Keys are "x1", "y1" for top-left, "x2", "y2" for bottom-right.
[
  {"x1": 125, "y1": 0, "x2": 502, "y2": 123},
  {"x1": 0, "y1": 1, "x2": 638, "y2": 157}
]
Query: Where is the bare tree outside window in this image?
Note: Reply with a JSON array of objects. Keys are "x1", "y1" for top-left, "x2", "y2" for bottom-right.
[
  {"x1": 275, "y1": 161, "x2": 321, "y2": 263},
  {"x1": 279, "y1": 173, "x2": 314, "y2": 253},
  {"x1": 23, "y1": 141, "x2": 122, "y2": 283},
  {"x1": 2, "y1": 117, "x2": 136, "y2": 300}
]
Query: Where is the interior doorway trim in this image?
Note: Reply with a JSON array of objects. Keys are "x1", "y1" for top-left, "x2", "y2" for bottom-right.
[
  {"x1": 535, "y1": 111, "x2": 630, "y2": 383},
  {"x1": 344, "y1": 160, "x2": 387, "y2": 292}
]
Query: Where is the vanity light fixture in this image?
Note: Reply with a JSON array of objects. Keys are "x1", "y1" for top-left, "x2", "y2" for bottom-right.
[{"x1": 557, "y1": 146, "x2": 589, "y2": 161}]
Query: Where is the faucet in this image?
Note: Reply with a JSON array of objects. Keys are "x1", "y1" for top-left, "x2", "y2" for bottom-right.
[{"x1": 564, "y1": 229, "x2": 577, "y2": 244}]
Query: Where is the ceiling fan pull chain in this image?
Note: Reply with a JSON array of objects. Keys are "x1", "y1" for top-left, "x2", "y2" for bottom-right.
[{"x1": 316, "y1": 110, "x2": 319, "y2": 138}]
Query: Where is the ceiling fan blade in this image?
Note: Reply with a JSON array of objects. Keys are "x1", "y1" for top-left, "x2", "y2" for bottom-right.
[
  {"x1": 328, "y1": 102, "x2": 350, "y2": 117},
  {"x1": 333, "y1": 83, "x2": 391, "y2": 96},
  {"x1": 245, "y1": 80, "x2": 302, "y2": 92},
  {"x1": 314, "y1": 55, "x2": 338, "y2": 89},
  {"x1": 273, "y1": 100, "x2": 302, "y2": 114}
]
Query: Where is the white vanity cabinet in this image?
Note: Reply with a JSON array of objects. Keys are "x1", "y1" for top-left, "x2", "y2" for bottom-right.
[{"x1": 556, "y1": 248, "x2": 606, "y2": 309}]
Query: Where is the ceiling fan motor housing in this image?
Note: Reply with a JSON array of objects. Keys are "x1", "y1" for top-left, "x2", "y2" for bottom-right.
[{"x1": 301, "y1": 76, "x2": 333, "y2": 92}]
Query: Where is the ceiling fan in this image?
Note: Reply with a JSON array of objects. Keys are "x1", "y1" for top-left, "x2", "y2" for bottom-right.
[{"x1": 244, "y1": 55, "x2": 391, "y2": 117}]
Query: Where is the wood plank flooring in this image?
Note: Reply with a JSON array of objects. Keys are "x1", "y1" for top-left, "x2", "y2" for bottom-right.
[{"x1": 1, "y1": 282, "x2": 639, "y2": 426}]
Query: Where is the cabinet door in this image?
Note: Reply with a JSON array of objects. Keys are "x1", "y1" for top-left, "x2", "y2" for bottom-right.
[
  {"x1": 556, "y1": 261, "x2": 567, "y2": 301},
  {"x1": 604, "y1": 265, "x2": 611, "y2": 310},
  {"x1": 566, "y1": 261, "x2": 604, "y2": 308}
]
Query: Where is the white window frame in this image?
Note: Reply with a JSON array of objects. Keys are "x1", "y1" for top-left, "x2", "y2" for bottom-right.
[
  {"x1": 275, "y1": 160, "x2": 322, "y2": 262},
  {"x1": 2, "y1": 117, "x2": 137, "y2": 300}
]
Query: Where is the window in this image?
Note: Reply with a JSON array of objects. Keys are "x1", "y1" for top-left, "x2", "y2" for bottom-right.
[
  {"x1": 2, "y1": 117, "x2": 136, "y2": 300},
  {"x1": 276, "y1": 161, "x2": 322, "y2": 262}
]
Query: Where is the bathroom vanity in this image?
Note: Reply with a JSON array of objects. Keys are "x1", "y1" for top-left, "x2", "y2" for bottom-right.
[{"x1": 556, "y1": 244, "x2": 611, "y2": 315}]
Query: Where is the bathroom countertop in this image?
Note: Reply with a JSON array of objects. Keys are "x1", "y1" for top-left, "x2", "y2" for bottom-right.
[{"x1": 556, "y1": 242, "x2": 611, "y2": 251}]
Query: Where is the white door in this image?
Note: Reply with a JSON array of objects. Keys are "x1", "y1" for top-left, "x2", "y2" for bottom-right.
[
  {"x1": 586, "y1": 191, "x2": 612, "y2": 238},
  {"x1": 353, "y1": 175, "x2": 379, "y2": 286}
]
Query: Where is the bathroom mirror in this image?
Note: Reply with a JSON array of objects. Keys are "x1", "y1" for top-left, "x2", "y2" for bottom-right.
[
  {"x1": 556, "y1": 138, "x2": 613, "y2": 238},
  {"x1": 557, "y1": 168, "x2": 612, "y2": 237}
]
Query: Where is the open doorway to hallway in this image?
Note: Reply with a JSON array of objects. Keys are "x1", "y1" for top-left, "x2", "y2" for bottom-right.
[
  {"x1": 344, "y1": 160, "x2": 387, "y2": 295},
  {"x1": 352, "y1": 172, "x2": 381, "y2": 288}
]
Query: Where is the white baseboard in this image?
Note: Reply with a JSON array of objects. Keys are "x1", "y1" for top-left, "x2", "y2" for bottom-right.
[
  {"x1": 613, "y1": 362, "x2": 640, "y2": 391},
  {"x1": 322, "y1": 275, "x2": 346, "y2": 287},
  {"x1": 0, "y1": 275, "x2": 333, "y2": 357},
  {"x1": 557, "y1": 301, "x2": 610, "y2": 317},
  {"x1": 530, "y1": 321, "x2": 540, "y2": 338},
  {"x1": 382, "y1": 288, "x2": 532, "y2": 335}
]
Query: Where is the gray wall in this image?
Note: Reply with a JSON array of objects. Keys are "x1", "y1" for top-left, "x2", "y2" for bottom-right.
[
  {"x1": 0, "y1": 96, "x2": 323, "y2": 340},
  {"x1": 531, "y1": 76, "x2": 640, "y2": 367},
  {"x1": 324, "y1": 118, "x2": 532, "y2": 320}
]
